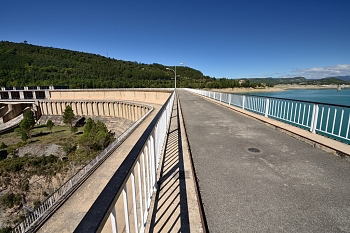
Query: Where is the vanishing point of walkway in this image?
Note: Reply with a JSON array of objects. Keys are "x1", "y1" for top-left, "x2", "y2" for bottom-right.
[{"x1": 178, "y1": 90, "x2": 350, "y2": 232}]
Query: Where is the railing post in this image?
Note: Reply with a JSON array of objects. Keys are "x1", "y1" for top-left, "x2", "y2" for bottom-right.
[
  {"x1": 122, "y1": 186, "x2": 131, "y2": 233},
  {"x1": 310, "y1": 104, "x2": 319, "y2": 133},
  {"x1": 110, "y1": 207, "x2": 118, "y2": 233},
  {"x1": 150, "y1": 133, "x2": 157, "y2": 190},
  {"x1": 131, "y1": 171, "x2": 138, "y2": 233},
  {"x1": 265, "y1": 98, "x2": 270, "y2": 118},
  {"x1": 220, "y1": 93, "x2": 222, "y2": 102},
  {"x1": 137, "y1": 159, "x2": 144, "y2": 228},
  {"x1": 228, "y1": 94, "x2": 231, "y2": 105},
  {"x1": 242, "y1": 95, "x2": 246, "y2": 110}
]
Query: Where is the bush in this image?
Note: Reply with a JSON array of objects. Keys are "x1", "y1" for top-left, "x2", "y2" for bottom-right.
[
  {"x1": 0, "y1": 142, "x2": 7, "y2": 149},
  {"x1": 46, "y1": 119, "x2": 54, "y2": 132},
  {"x1": 63, "y1": 143, "x2": 77, "y2": 154},
  {"x1": 79, "y1": 118, "x2": 114, "y2": 153},
  {"x1": 46, "y1": 154, "x2": 58, "y2": 164},
  {"x1": 0, "y1": 192, "x2": 22, "y2": 208},
  {"x1": 9, "y1": 161, "x2": 23, "y2": 172},
  {"x1": 0, "y1": 227, "x2": 12, "y2": 233},
  {"x1": 33, "y1": 200, "x2": 41, "y2": 208}
]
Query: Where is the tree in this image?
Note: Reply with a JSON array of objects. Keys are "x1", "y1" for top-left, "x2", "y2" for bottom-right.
[
  {"x1": 78, "y1": 118, "x2": 114, "y2": 153},
  {"x1": 63, "y1": 105, "x2": 75, "y2": 127},
  {"x1": 18, "y1": 110, "x2": 35, "y2": 140},
  {"x1": 46, "y1": 119, "x2": 54, "y2": 132}
]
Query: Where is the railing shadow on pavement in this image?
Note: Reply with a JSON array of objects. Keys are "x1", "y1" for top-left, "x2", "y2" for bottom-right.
[{"x1": 148, "y1": 97, "x2": 190, "y2": 232}]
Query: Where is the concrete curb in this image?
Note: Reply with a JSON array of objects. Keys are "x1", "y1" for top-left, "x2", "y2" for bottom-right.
[{"x1": 178, "y1": 95, "x2": 205, "y2": 233}]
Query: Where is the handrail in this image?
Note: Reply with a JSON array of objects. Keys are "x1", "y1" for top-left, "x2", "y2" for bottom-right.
[
  {"x1": 231, "y1": 92, "x2": 350, "y2": 108},
  {"x1": 11, "y1": 103, "x2": 154, "y2": 233},
  {"x1": 74, "y1": 91, "x2": 175, "y2": 233},
  {"x1": 187, "y1": 89, "x2": 350, "y2": 145}
]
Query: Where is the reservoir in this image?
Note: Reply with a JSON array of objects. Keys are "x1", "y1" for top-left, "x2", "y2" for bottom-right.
[
  {"x1": 248, "y1": 88, "x2": 350, "y2": 107},
  {"x1": 190, "y1": 88, "x2": 350, "y2": 144}
]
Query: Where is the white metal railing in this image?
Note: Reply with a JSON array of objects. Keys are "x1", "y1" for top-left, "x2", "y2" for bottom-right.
[
  {"x1": 11, "y1": 104, "x2": 154, "y2": 233},
  {"x1": 74, "y1": 92, "x2": 175, "y2": 233},
  {"x1": 187, "y1": 89, "x2": 350, "y2": 145}
]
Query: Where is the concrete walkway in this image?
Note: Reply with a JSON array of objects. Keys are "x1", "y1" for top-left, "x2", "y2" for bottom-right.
[
  {"x1": 178, "y1": 89, "x2": 350, "y2": 232},
  {"x1": 146, "y1": 95, "x2": 202, "y2": 233}
]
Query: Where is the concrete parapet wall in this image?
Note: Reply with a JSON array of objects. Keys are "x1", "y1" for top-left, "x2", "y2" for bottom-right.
[
  {"x1": 2, "y1": 103, "x2": 33, "y2": 123},
  {"x1": 1, "y1": 89, "x2": 170, "y2": 124},
  {"x1": 38, "y1": 100, "x2": 152, "y2": 122},
  {"x1": 49, "y1": 89, "x2": 171, "y2": 105}
]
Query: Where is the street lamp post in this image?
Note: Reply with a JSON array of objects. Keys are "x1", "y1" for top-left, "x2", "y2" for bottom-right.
[
  {"x1": 166, "y1": 67, "x2": 176, "y2": 89},
  {"x1": 166, "y1": 62, "x2": 184, "y2": 89}
]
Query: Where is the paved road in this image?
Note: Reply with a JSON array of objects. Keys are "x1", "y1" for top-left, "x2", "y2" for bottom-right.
[{"x1": 178, "y1": 90, "x2": 350, "y2": 233}]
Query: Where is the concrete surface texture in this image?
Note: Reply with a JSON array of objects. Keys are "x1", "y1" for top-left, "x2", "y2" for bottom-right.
[
  {"x1": 49, "y1": 90, "x2": 171, "y2": 105},
  {"x1": 178, "y1": 89, "x2": 350, "y2": 232},
  {"x1": 146, "y1": 96, "x2": 203, "y2": 233}
]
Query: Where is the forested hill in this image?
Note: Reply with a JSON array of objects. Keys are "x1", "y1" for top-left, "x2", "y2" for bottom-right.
[
  {"x1": 2, "y1": 41, "x2": 347, "y2": 89},
  {"x1": 0, "y1": 41, "x2": 222, "y2": 88}
]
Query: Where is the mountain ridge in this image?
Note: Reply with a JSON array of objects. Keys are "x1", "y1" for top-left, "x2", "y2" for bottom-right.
[{"x1": 1, "y1": 41, "x2": 349, "y2": 88}]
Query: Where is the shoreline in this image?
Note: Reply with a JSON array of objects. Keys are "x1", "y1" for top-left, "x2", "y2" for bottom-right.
[{"x1": 212, "y1": 84, "x2": 350, "y2": 93}]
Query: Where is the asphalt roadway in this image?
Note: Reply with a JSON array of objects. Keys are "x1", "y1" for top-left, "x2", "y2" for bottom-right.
[{"x1": 178, "y1": 89, "x2": 350, "y2": 233}]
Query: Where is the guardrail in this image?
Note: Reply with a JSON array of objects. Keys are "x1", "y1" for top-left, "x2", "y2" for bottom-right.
[
  {"x1": 74, "y1": 91, "x2": 175, "y2": 233},
  {"x1": 12, "y1": 103, "x2": 155, "y2": 233},
  {"x1": 187, "y1": 89, "x2": 350, "y2": 145}
]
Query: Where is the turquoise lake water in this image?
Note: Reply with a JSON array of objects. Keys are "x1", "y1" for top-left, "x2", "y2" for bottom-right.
[
  {"x1": 239, "y1": 88, "x2": 350, "y2": 143},
  {"x1": 248, "y1": 88, "x2": 350, "y2": 107}
]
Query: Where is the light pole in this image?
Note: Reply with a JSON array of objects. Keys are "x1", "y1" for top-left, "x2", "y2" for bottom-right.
[
  {"x1": 166, "y1": 62, "x2": 184, "y2": 89},
  {"x1": 166, "y1": 67, "x2": 176, "y2": 89}
]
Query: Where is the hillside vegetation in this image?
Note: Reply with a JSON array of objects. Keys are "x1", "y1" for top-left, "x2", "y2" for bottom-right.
[
  {"x1": 0, "y1": 41, "x2": 232, "y2": 89},
  {"x1": 0, "y1": 41, "x2": 349, "y2": 89}
]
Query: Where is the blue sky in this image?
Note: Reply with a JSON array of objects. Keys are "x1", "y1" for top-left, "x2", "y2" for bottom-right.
[{"x1": 1, "y1": 0, "x2": 350, "y2": 79}]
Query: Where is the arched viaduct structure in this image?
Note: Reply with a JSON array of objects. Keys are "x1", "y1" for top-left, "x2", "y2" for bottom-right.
[
  {"x1": 38, "y1": 88, "x2": 170, "y2": 121},
  {"x1": 0, "y1": 88, "x2": 171, "y2": 132},
  {"x1": 38, "y1": 100, "x2": 150, "y2": 122}
]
